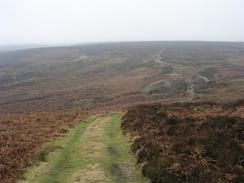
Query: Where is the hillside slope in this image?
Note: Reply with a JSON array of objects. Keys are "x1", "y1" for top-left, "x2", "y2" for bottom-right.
[{"x1": 0, "y1": 42, "x2": 244, "y2": 112}]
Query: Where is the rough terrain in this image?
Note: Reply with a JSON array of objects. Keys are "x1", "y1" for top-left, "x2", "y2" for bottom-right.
[
  {"x1": 1, "y1": 41, "x2": 244, "y2": 182},
  {"x1": 122, "y1": 101, "x2": 244, "y2": 183}
]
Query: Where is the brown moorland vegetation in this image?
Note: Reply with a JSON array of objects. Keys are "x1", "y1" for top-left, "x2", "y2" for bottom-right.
[
  {"x1": 0, "y1": 111, "x2": 87, "y2": 183},
  {"x1": 122, "y1": 100, "x2": 244, "y2": 183},
  {"x1": 0, "y1": 42, "x2": 244, "y2": 182},
  {"x1": 0, "y1": 42, "x2": 244, "y2": 112}
]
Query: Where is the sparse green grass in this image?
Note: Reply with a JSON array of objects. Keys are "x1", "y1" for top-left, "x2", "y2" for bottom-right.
[
  {"x1": 102, "y1": 113, "x2": 148, "y2": 183},
  {"x1": 19, "y1": 115, "x2": 100, "y2": 183},
  {"x1": 19, "y1": 113, "x2": 148, "y2": 183}
]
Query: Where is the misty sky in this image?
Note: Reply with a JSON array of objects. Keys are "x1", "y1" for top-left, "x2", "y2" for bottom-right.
[{"x1": 0, "y1": 0, "x2": 244, "y2": 45}]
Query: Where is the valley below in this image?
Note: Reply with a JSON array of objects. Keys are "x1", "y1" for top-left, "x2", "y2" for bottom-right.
[{"x1": 0, "y1": 42, "x2": 244, "y2": 112}]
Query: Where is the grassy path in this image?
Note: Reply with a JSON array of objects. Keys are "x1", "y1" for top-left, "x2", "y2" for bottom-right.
[{"x1": 18, "y1": 114, "x2": 148, "y2": 183}]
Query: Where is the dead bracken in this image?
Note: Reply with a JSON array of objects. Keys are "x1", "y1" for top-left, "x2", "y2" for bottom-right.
[
  {"x1": 0, "y1": 111, "x2": 87, "y2": 183},
  {"x1": 121, "y1": 100, "x2": 244, "y2": 183}
]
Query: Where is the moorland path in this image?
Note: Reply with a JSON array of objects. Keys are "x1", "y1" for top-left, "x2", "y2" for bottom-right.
[{"x1": 18, "y1": 114, "x2": 148, "y2": 183}]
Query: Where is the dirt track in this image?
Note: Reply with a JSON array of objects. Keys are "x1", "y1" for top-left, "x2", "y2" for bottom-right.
[{"x1": 18, "y1": 114, "x2": 148, "y2": 183}]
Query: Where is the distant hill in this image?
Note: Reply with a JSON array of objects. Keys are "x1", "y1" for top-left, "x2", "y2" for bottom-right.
[
  {"x1": 0, "y1": 41, "x2": 243, "y2": 112},
  {"x1": 0, "y1": 44, "x2": 51, "y2": 53}
]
